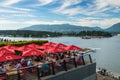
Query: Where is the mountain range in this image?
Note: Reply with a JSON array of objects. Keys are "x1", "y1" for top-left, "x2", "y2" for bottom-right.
[
  {"x1": 105, "y1": 23, "x2": 120, "y2": 33},
  {"x1": 20, "y1": 23, "x2": 120, "y2": 33}
]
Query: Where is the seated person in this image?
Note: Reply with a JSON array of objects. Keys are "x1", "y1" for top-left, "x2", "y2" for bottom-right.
[
  {"x1": 27, "y1": 59, "x2": 34, "y2": 67},
  {"x1": 0, "y1": 64, "x2": 6, "y2": 73},
  {"x1": 21, "y1": 58, "x2": 25, "y2": 63},
  {"x1": 41, "y1": 63, "x2": 49, "y2": 73},
  {"x1": 16, "y1": 61, "x2": 22, "y2": 69},
  {"x1": 34, "y1": 56, "x2": 40, "y2": 62},
  {"x1": 55, "y1": 59, "x2": 62, "y2": 67},
  {"x1": 21, "y1": 58, "x2": 27, "y2": 67}
]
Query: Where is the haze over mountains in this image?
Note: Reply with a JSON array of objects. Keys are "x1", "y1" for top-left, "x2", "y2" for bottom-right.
[{"x1": 20, "y1": 23, "x2": 120, "y2": 33}]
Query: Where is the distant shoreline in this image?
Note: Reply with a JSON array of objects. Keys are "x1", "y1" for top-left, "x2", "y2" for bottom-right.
[
  {"x1": 0, "y1": 30, "x2": 112, "y2": 38},
  {"x1": 0, "y1": 35, "x2": 112, "y2": 41}
]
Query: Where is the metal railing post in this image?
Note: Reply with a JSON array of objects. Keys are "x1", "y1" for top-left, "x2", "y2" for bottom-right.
[
  {"x1": 89, "y1": 54, "x2": 93, "y2": 63},
  {"x1": 51, "y1": 62, "x2": 55, "y2": 75},
  {"x1": 81, "y1": 55, "x2": 85, "y2": 65},
  {"x1": 37, "y1": 66, "x2": 41, "y2": 80},
  {"x1": 63, "y1": 60, "x2": 67, "y2": 71},
  {"x1": 73, "y1": 58, "x2": 77, "y2": 68},
  {"x1": 48, "y1": 63, "x2": 51, "y2": 75}
]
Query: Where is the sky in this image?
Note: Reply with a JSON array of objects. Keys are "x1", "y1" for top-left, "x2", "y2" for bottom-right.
[{"x1": 0, "y1": 0, "x2": 120, "y2": 30}]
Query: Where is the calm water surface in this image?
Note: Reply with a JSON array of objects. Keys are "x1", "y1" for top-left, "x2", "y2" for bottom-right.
[{"x1": 2, "y1": 36, "x2": 120, "y2": 74}]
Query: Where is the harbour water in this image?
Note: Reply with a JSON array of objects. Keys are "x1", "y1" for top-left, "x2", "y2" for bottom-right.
[{"x1": 1, "y1": 36, "x2": 120, "y2": 74}]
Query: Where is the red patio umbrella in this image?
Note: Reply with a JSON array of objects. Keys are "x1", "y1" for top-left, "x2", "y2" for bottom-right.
[
  {"x1": 17, "y1": 45, "x2": 33, "y2": 52},
  {"x1": 39, "y1": 45, "x2": 52, "y2": 50},
  {"x1": 46, "y1": 46, "x2": 67, "y2": 53},
  {"x1": 40, "y1": 42, "x2": 57, "y2": 50},
  {"x1": 65, "y1": 45, "x2": 83, "y2": 51},
  {"x1": 55, "y1": 43, "x2": 67, "y2": 48},
  {"x1": 0, "y1": 48, "x2": 15, "y2": 55},
  {"x1": 43, "y1": 42, "x2": 56, "y2": 47},
  {"x1": 0, "y1": 53, "x2": 22, "y2": 62},
  {"x1": 22, "y1": 49, "x2": 46, "y2": 57},
  {"x1": 3, "y1": 45, "x2": 19, "y2": 50},
  {"x1": 27, "y1": 43, "x2": 41, "y2": 49}
]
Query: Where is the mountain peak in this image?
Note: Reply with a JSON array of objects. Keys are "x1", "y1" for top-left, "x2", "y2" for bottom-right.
[
  {"x1": 20, "y1": 24, "x2": 103, "y2": 33},
  {"x1": 105, "y1": 22, "x2": 120, "y2": 33}
]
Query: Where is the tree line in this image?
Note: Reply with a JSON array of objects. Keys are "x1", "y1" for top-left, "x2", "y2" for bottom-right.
[
  {"x1": 0, "y1": 30, "x2": 62, "y2": 37},
  {"x1": 65, "y1": 31, "x2": 112, "y2": 37},
  {"x1": 0, "y1": 30, "x2": 112, "y2": 37}
]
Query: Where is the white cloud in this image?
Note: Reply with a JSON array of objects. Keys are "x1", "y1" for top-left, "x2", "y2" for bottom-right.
[
  {"x1": 93, "y1": 0, "x2": 120, "y2": 11},
  {"x1": 12, "y1": 14, "x2": 36, "y2": 18},
  {"x1": 74, "y1": 18, "x2": 120, "y2": 28},
  {"x1": 54, "y1": 0, "x2": 120, "y2": 16},
  {"x1": 59, "y1": 0, "x2": 82, "y2": 10},
  {"x1": 0, "y1": 19, "x2": 70, "y2": 30},
  {"x1": 87, "y1": 0, "x2": 120, "y2": 15},
  {"x1": 54, "y1": 0, "x2": 82, "y2": 15},
  {"x1": 23, "y1": 20, "x2": 69, "y2": 25},
  {"x1": 94, "y1": 0, "x2": 120, "y2": 14},
  {"x1": 0, "y1": 19, "x2": 30, "y2": 30},
  {"x1": 0, "y1": 20, "x2": 18, "y2": 24},
  {"x1": 38, "y1": 0, "x2": 55, "y2": 6},
  {"x1": 104, "y1": 0, "x2": 120, "y2": 7},
  {"x1": 0, "y1": 19, "x2": 68, "y2": 26},
  {"x1": 55, "y1": 7, "x2": 81, "y2": 16},
  {"x1": 94, "y1": 0, "x2": 109, "y2": 9},
  {"x1": 0, "y1": 0, "x2": 33, "y2": 14},
  {"x1": 0, "y1": 9, "x2": 27, "y2": 13},
  {"x1": 0, "y1": 18, "x2": 119, "y2": 30},
  {"x1": 0, "y1": 0, "x2": 21, "y2": 6},
  {"x1": 10, "y1": 7, "x2": 33, "y2": 12},
  {"x1": 32, "y1": 0, "x2": 56, "y2": 6}
]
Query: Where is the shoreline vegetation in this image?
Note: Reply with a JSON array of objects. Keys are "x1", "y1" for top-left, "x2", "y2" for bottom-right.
[
  {"x1": 0, "y1": 30, "x2": 112, "y2": 38},
  {"x1": 0, "y1": 40, "x2": 48, "y2": 47}
]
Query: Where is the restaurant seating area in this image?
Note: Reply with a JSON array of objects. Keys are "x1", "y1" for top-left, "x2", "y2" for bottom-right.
[{"x1": 0, "y1": 42, "x2": 93, "y2": 80}]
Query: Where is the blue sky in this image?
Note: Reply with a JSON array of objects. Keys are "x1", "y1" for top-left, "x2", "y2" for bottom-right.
[{"x1": 0, "y1": 0, "x2": 120, "y2": 30}]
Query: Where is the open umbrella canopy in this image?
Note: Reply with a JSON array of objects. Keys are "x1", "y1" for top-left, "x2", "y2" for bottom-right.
[
  {"x1": 43, "y1": 42, "x2": 56, "y2": 47},
  {"x1": 46, "y1": 45, "x2": 67, "y2": 53},
  {"x1": 3, "y1": 45, "x2": 19, "y2": 50},
  {"x1": 0, "y1": 53, "x2": 22, "y2": 62},
  {"x1": 65, "y1": 45, "x2": 83, "y2": 51},
  {"x1": 40, "y1": 42, "x2": 57, "y2": 50},
  {"x1": 17, "y1": 45, "x2": 33, "y2": 52},
  {"x1": 22, "y1": 49, "x2": 46, "y2": 57},
  {"x1": 0, "y1": 47, "x2": 15, "y2": 55},
  {"x1": 39, "y1": 45, "x2": 52, "y2": 50},
  {"x1": 40, "y1": 42, "x2": 67, "y2": 50},
  {"x1": 27, "y1": 43, "x2": 41, "y2": 49},
  {"x1": 54, "y1": 43, "x2": 67, "y2": 48}
]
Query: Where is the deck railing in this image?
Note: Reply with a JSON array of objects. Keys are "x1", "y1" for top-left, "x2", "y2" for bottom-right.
[{"x1": 0, "y1": 54, "x2": 93, "y2": 80}]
